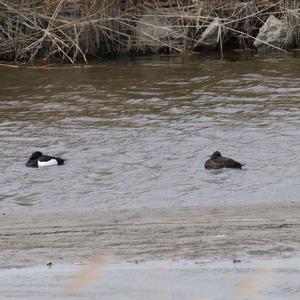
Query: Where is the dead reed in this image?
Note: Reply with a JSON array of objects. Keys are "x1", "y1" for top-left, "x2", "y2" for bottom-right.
[{"x1": 0, "y1": 0, "x2": 299, "y2": 63}]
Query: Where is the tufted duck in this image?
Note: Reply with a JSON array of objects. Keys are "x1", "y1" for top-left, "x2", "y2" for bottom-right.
[{"x1": 26, "y1": 151, "x2": 65, "y2": 168}]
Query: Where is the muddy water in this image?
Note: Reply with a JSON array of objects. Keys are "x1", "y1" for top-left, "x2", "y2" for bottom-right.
[
  {"x1": 1, "y1": 259, "x2": 300, "y2": 300},
  {"x1": 0, "y1": 53, "x2": 300, "y2": 214}
]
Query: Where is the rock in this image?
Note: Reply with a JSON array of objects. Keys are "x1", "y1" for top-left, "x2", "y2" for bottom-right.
[
  {"x1": 254, "y1": 15, "x2": 288, "y2": 52},
  {"x1": 194, "y1": 17, "x2": 226, "y2": 50},
  {"x1": 134, "y1": 9, "x2": 184, "y2": 52}
]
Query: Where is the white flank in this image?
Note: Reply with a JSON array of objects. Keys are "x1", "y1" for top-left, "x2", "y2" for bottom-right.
[{"x1": 38, "y1": 159, "x2": 58, "y2": 167}]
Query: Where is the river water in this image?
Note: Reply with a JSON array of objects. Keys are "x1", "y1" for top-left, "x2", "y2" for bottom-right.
[
  {"x1": 0, "y1": 53, "x2": 299, "y2": 214},
  {"x1": 1, "y1": 259, "x2": 300, "y2": 300}
]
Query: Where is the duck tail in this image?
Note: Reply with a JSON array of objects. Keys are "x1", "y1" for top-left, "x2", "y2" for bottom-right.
[{"x1": 56, "y1": 158, "x2": 65, "y2": 165}]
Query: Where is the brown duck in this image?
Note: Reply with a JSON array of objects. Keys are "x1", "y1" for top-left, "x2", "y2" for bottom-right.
[{"x1": 205, "y1": 151, "x2": 244, "y2": 169}]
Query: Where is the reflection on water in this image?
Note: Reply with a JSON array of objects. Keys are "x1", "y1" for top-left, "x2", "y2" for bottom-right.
[{"x1": 0, "y1": 53, "x2": 299, "y2": 213}]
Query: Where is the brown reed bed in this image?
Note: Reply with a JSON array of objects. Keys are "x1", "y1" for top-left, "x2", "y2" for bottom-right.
[{"x1": 0, "y1": 0, "x2": 299, "y2": 63}]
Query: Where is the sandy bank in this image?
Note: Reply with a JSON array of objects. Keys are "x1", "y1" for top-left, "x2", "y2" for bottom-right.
[{"x1": 1, "y1": 201, "x2": 300, "y2": 268}]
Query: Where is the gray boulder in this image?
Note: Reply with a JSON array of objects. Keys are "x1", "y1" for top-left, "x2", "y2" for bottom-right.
[
  {"x1": 134, "y1": 9, "x2": 184, "y2": 52},
  {"x1": 254, "y1": 15, "x2": 288, "y2": 52},
  {"x1": 193, "y1": 17, "x2": 226, "y2": 50}
]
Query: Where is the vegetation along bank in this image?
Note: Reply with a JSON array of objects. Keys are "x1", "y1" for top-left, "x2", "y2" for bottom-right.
[{"x1": 0, "y1": 0, "x2": 299, "y2": 63}]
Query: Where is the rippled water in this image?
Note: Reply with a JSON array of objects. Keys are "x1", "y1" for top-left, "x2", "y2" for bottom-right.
[{"x1": 0, "y1": 53, "x2": 299, "y2": 213}]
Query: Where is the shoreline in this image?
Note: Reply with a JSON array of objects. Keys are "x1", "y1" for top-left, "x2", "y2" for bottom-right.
[{"x1": 0, "y1": 49, "x2": 300, "y2": 69}]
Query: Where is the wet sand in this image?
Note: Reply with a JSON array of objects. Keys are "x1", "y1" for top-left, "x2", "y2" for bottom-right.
[{"x1": 1, "y1": 201, "x2": 300, "y2": 269}]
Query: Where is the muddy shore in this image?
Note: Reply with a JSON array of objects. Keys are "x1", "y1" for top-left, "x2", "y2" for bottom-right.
[{"x1": 1, "y1": 201, "x2": 300, "y2": 269}]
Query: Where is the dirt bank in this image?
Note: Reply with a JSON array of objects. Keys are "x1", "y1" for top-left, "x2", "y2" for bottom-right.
[{"x1": 1, "y1": 201, "x2": 300, "y2": 268}]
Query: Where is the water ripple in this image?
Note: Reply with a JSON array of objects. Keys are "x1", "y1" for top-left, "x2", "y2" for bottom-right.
[{"x1": 0, "y1": 55, "x2": 299, "y2": 213}]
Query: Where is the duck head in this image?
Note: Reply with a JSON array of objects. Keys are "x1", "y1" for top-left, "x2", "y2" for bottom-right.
[
  {"x1": 30, "y1": 151, "x2": 43, "y2": 159},
  {"x1": 210, "y1": 151, "x2": 222, "y2": 159}
]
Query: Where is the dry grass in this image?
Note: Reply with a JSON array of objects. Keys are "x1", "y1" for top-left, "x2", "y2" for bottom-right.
[
  {"x1": 0, "y1": 0, "x2": 299, "y2": 63},
  {"x1": 281, "y1": 0, "x2": 300, "y2": 47}
]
